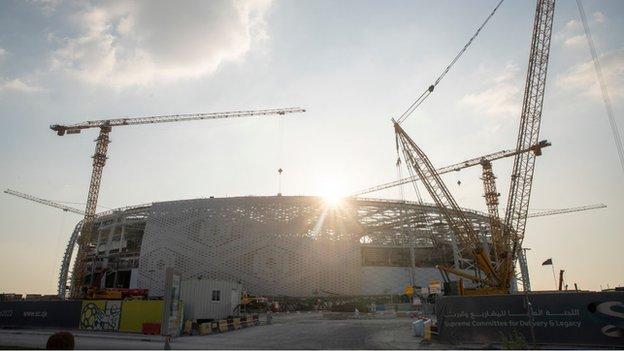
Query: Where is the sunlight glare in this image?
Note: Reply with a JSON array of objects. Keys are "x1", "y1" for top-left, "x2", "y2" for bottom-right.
[
  {"x1": 319, "y1": 179, "x2": 346, "y2": 207},
  {"x1": 323, "y1": 193, "x2": 343, "y2": 207}
]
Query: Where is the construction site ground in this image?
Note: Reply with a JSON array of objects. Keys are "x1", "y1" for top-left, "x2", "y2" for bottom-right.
[{"x1": 0, "y1": 312, "x2": 449, "y2": 350}]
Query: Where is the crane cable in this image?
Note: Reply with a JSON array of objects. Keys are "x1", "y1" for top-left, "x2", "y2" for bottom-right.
[
  {"x1": 277, "y1": 116, "x2": 285, "y2": 195},
  {"x1": 576, "y1": 0, "x2": 624, "y2": 175},
  {"x1": 397, "y1": 0, "x2": 505, "y2": 125}
]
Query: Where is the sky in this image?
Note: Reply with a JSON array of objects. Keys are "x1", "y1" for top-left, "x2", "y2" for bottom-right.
[{"x1": 0, "y1": 0, "x2": 622, "y2": 295}]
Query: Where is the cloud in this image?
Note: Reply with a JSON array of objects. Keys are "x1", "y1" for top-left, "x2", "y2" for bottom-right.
[
  {"x1": 458, "y1": 63, "x2": 521, "y2": 118},
  {"x1": 49, "y1": 0, "x2": 273, "y2": 87},
  {"x1": 30, "y1": 0, "x2": 62, "y2": 15},
  {"x1": 564, "y1": 34, "x2": 585, "y2": 48},
  {"x1": 0, "y1": 48, "x2": 43, "y2": 93},
  {"x1": 556, "y1": 49, "x2": 624, "y2": 100},
  {"x1": 555, "y1": 12, "x2": 606, "y2": 49},
  {"x1": 565, "y1": 19, "x2": 582, "y2": 31},
  {"x1": 1, "y1": 78, "x2": 44, "y2": 93}
]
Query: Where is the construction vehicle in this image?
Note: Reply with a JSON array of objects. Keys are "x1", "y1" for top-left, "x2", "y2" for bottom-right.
[
  {"x1": 393, "y1": 0, "x2": 556, "y2": 294},
  {"x1": 238, "y1": 292, "x2": 270, "y2": 313},
  {"x1": 50, "y1": 107, "x2": 306, "y2": 298}
]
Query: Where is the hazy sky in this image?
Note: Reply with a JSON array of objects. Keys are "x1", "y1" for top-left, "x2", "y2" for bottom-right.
[{"x1": 0, "y1": 0, "x2": 622, "y2": 295}]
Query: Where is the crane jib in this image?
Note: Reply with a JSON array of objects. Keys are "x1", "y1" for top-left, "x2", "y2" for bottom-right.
[{"x1": 50, "y1": 108, "x2": 306, "y2": 135}]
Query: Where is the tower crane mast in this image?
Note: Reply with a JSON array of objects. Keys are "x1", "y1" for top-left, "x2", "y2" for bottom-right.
[
  {"x1": 480, "y1": 160, "x2": 503, "y2": 258},
  {"x1": 52, "y1": 107, "x2": 305, "y2": 297}
]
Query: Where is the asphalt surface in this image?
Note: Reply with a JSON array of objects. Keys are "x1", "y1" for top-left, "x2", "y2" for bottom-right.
[{"x1": 0, "y1": 313, "x2": 429, "y2": 349}]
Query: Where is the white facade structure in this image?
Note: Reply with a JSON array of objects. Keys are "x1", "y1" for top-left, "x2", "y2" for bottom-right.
[{"x1": 62, "y1": 196, "x2": 493, "y2": 298}]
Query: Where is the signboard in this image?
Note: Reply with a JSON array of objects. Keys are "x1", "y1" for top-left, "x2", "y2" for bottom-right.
[
  {"x1": 436, "y1": 291, "x2": 624, "y2": 347},
  {"x1": 0, "y1": 300, "x2": 81, "y2": 328}
]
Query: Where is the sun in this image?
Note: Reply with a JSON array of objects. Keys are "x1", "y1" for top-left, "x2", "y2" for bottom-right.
[
  {"x1": 319, "y1": 180, "x2": 346, "y2": 207},
  {"x1": 323, "y1": 193, "x2": 344, "y2": 207}
]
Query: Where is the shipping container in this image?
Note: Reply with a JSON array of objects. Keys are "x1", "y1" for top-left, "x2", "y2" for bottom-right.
[{"x1": 180, "y1": 279, "x2": 242, "y2": 321}]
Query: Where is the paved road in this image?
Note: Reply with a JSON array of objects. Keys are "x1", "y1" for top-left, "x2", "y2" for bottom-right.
[{"x1": 0, "y1": 314, "x2": 428, "y2": 349}]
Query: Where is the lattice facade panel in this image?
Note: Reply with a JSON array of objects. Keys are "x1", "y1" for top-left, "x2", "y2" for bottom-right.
[{"x1": 138, "y1": 197, "x2": 364, "y2": 297}]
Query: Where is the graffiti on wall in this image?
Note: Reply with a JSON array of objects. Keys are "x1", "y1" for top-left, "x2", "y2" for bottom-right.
[{"x1": 79, "y1": 300, "x2": 121, "y2": 330}]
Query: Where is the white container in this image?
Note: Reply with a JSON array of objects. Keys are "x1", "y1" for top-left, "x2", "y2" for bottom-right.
[
  {"x1": 412, "y1": 319, "x2": 424, "y2": 337},
  {"x1": 180, "y1": 279, "x2": 242, "y2": 321}
]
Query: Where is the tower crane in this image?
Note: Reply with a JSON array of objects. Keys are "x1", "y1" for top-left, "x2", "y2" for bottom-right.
[
  {"x1": 51, "y1": 107, "x2": 306, "y2": 297},
  {"x1": 351, "y1": 141, "x2": 550, "y2": 197},
  {"x1": 4, "y1": 189, "x2": 85, "y2": 215},
  {"x1": 528, "y1": 203, "x2": 606, "y2": 218}
]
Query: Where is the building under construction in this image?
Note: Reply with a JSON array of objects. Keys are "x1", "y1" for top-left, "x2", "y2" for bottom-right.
[{"x1": 58, "y1": 196, "x2": 495, "y2": 298}]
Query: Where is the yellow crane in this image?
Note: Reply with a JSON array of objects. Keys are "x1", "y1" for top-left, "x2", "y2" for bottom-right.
[
  {"x1": 498, "y1": 0, "x2": 556, "y2": 291},
  {"x1": 394, "y1": 121, "x2": 502, "y2": 293},
  {"x1": 51, "y1": 107, "x2": 306, "y2": 297},
  {"x1": 392, "y1": 0, "x2": 555, "y2": 294}
]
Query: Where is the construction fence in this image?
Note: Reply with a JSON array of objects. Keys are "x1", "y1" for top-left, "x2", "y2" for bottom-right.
[{"x1": 0, "y1": 300, "x2": 164, "y2": 334}]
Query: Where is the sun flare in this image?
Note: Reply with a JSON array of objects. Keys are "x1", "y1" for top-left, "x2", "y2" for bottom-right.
[
  {"x1": 319, "y1": 180, "x2": 346, "y2": 207},
  {"x1": 322, "y1": 193, "x2": 344, "y2": 207}
]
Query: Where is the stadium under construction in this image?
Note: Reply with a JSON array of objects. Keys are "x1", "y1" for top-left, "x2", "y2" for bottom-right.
[{"x1": 57, "y1": 196, "x2": 495, "y2": 299}]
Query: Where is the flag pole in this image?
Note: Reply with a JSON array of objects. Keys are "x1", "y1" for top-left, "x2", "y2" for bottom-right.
[{"x1": 551, "y1": 265, "x2": 557, "y2": 290}]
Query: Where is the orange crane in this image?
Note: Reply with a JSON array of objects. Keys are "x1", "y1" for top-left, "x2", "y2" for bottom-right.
[{"x1": 51, "y1": 107, "x2": 306, "y2": 297}]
